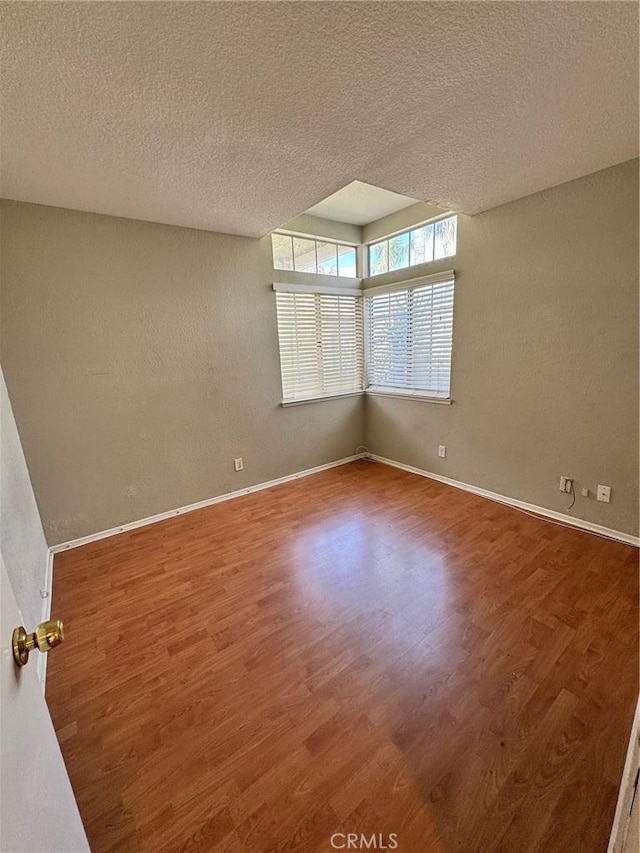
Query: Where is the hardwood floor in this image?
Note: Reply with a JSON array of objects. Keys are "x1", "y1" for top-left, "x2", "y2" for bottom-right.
[{"x1": 46, "y1": 460, "x2": 638, "y2": 853}]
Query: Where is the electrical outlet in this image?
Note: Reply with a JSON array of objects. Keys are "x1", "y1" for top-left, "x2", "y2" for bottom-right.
[
  {"x1": 438, "y1": 445, "x2": 446, "y2": 458},
  {"x1": 597, "y1": 485, "x2": 611, "y2": 503},
  {"x1": 559, "y1": 476, "x2": 572, "y2": 493},
  {"x1": 234, "y1": 458, "x2": 243, "y2": 472},
  {"x1": 581, "y1": 488, "x2": 589, "y2": 498}
]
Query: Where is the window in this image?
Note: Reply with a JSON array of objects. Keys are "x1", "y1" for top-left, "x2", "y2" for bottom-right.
[
  {"x1": 272, "y1": 233, "x2": 357, "y2": 278},
  {"x1": 366, "y1": 272, "x2": 455, "y2": 398},
  {"x1": 274, "y1": 285, "x2": 364, "y2": 403},
  {"x1": 368, "y1": 215, "x2": 457, "y2": 276}
]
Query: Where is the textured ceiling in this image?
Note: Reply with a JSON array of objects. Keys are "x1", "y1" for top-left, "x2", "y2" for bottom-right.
[
  {"x1": 1, "y1": 2, "x2": 637, "y2": 238},
  {"x1": 306, "y1": 181, "x2": 419, "y2": 226}
]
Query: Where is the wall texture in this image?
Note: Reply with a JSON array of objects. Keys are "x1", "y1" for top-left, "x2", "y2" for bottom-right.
[
  {"x1": 1, "y1": 160, "x2": 637, "y2": 545},
  {"x1": 364, "y1": 159, "x2": 639, "y2": 537},
  {"x1": 0, "y1": 366, "x2": 49, "y2": 626},
  {"x1": 0, "y1": 202, "x2": 364, "y2": 543}
]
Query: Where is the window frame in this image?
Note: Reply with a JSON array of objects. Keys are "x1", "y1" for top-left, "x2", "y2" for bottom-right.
[
  {"x1": 271, "y1": 218, "x2": 458, "y2": 406},
  {"x1": 273, "y1": 282, "x2": 364, "y2": 405},
  {"x1": 366, "y1": 214, "x2": 457, "y2": 277},
  {"x1": 364, "y1": 270, "x2": 456, "y2": 403},
  {"x1": 272, "y1": 232, "x2": 360, "y2": 279}
]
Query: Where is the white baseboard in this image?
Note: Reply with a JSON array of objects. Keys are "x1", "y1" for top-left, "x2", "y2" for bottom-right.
[
  {"x1": 368, "y1": 454, "x2": 639, "y2": 547},
  {"x1": 608, "y1": 695, "x2": 640, "y2": 853},
  {"x1": 49, "y1": 450, "x2": 638, "y2": 556},
  {"x1": 50, "y1": 455, "x2": 363, "y2": 554}
]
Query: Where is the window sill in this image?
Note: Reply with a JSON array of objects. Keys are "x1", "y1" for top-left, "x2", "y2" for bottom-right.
[
  {"x1": 280, "y1": 388, "x2": 452, "y2": 407},
  {"x1": 281, "y1": 390, "x2": 364, "y2": 407},
  {"x1": 365, "y1": 388, "x2": 452, "y2": 405}
]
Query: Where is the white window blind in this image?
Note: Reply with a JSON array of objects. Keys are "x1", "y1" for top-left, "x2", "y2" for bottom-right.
[
  {"x1": 275, "y1": 289, "x2": 364, "y2": 402},
  {"x1": 366, "y1": 274, "x2": 455, "y2": 398}
]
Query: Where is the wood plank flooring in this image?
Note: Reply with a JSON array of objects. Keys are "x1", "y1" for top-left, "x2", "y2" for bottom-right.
[{"x1": 47, "y1": 461, "x2": 638, "y2": 853}]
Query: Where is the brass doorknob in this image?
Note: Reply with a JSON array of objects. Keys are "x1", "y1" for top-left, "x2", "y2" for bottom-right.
[{"x1": 12, "y1": 619, "x2": 64, "y2": 667}]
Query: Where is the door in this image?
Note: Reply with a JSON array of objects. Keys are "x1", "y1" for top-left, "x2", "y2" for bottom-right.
[{"x1": 0, "y1": 553, "x2": 89, "y2": 852}]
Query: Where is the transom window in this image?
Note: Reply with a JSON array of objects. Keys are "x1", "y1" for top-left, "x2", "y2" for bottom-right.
[
  {"x1": 272, "y1": 233, "x2": 357, "y2": 278},
  {"x1": 368, "y1": 215, "x2": 457, "y2": 277}
]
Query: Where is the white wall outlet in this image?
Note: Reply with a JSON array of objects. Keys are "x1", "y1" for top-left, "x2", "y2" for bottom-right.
[
  {"x1": 559, "y1": 476, "x2": 572, "y2": 493},
  {"x1": 438, "y1": 445, "x2": 446, "y2": 458},
  {"x1": 597, "y1": 485, "x2": 611, "y2": 503},
  {"x1": 234, "y1": 457, "x2": 243, "y2": 472},
  {"x1": 581, "y1": 488, "x2": 589, "y2": 498}
]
